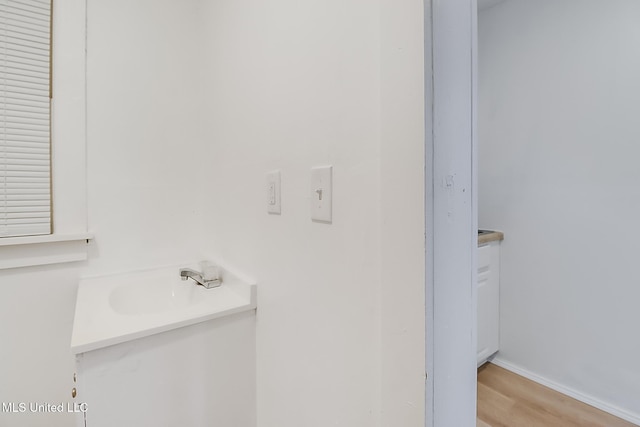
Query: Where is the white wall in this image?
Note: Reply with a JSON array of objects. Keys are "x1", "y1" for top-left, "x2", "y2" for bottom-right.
[
  {"x1": 0, "y1": 1, "x2": 426, "y2": 426},
  {"x1": 199, "y1": 1, "x2": 381, "y2": 425},
  {"x1": 198, "y1": 0, "x2": 425, "y2": 426},
  {"x1": 85, "y1": 0, "x2": 207, "y2": 275},
  {"x1": 380, "y1": 0, "x2": 426, "y2": 425},
  {"x1": 479, "y1": 0, "x2": 640, "y2": 422}
]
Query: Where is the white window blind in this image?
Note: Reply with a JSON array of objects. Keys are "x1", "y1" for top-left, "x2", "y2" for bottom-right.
[{"x1": 0, "y1": 0, "x2": 51, "y2": 237}]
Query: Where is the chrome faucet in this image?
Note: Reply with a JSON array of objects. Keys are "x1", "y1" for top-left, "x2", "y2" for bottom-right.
[{"x1": 180, "y1": 264, "x2": 221, "y2": 289}]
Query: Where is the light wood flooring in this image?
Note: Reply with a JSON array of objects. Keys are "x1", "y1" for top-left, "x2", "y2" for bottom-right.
[{"x1": 477, "y1": 363, "x2": 638, "y2": 427}]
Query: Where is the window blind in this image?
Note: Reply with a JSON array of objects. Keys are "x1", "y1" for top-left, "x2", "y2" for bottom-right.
[{"x1": 0, "y1": 0, "x2": 52, "y2": 237}]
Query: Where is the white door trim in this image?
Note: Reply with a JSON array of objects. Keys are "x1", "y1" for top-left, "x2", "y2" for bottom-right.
[{"x1": 425, "y1": 1, "x2": 478, "y2": 426}]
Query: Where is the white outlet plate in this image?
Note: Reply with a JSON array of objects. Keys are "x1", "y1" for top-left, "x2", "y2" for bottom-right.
[
  {"x1": 267, "y1": 170, "x2": 281, "y2": 214},
  {"x1": 310, "y1": 166, "x2": 332, "y2": 223}
]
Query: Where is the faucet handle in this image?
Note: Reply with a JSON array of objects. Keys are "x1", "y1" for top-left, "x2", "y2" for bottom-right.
[{"x1": 200, "y1": 261, "x2": 220, "y2": 282}]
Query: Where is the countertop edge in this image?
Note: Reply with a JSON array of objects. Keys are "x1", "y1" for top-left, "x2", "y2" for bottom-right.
[
  {"x1": 478, "y1": 231, "x2": 504, "y2": 246},
  {"x1": 71, "y1": 298, "x2": 256, "y2": 355}
]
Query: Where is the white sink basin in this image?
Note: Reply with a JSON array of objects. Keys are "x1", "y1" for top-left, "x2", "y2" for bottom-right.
[
  {"x1": 71, "y1": 263, "x2": 257, "y2": 354},
  {"x1": 109, "y1": 276, "x2": 202, "y2": 315}
]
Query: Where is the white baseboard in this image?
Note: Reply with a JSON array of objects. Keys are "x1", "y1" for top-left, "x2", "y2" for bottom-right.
[{"x1": 490, "y1": 357, "x2": 640, "y2": 426}]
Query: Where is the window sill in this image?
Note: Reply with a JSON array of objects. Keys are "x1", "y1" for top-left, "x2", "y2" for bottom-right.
[{"x1": 0, "y1": 233, "x2": 93, "y2": 270}]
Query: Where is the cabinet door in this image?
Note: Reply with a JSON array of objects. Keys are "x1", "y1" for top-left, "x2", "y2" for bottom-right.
[{"x1": 477, "y1": 243, "x2": 500, "y2": 365}]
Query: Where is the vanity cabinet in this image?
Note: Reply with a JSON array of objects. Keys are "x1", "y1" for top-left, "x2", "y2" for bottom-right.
[
  {"x1": 73, "y1": 311, "x2": 256, "y2": 427},
  {"x1": 477, "y1": 234, "x2": 502, "y2": 366},
  {"x1": 71, "y1": 264, "x2": 257, "y2": 427}
]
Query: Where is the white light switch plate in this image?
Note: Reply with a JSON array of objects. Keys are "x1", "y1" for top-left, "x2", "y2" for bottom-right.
[
  {"x1": 267, "y1": 170, "x2": 281, "y2": 214},
  {"x1": 310, "y1": 166, "x2": 332, "y2": 223}
]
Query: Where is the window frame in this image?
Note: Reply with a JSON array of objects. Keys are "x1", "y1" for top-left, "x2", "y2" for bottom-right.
[{"x1": 0, "y1": 0, "x2": 91, "y2": 270}]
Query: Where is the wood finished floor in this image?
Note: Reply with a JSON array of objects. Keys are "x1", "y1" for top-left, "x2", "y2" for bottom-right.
[{"x1": 477, "y1": 363, "x2": 638, "y2": 427}]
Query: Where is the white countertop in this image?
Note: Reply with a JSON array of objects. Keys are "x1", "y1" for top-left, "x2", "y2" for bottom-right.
[{"x1": 71, "y1": 264, "x2": 257, "y2": 354}]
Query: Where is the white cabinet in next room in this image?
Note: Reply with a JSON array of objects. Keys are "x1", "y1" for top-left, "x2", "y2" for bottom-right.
[{"x1": 477, "y1": 232, "x2": 502, "y2": 366}]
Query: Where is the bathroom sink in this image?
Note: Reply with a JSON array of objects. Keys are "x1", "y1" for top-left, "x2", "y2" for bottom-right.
[
  {"x1": 71, "y1": 263, "x2": 257, "y2": 354},
  {"x1": 109, "y1": 276, "x2": 203, "y2": 315}
]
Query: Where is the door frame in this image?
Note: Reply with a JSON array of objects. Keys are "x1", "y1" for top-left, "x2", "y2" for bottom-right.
[{"x1": 425, "y1": 1, "x2": 478, "y2": 426}]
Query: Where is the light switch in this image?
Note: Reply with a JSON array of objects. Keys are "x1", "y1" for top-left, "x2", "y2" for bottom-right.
[
  {"x1": 310, "y1": 165, "x2": 332, "y2": 223},
  {"x1": 267, "y1": 170, "x2": 281, "y2": 214}
]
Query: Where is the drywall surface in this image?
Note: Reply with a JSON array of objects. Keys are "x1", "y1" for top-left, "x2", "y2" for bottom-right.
[
  {"x1": 477, "y1": 0, "x2": 508, "y2": 11},
  {"x1": 479, "y1": 0, "x2": 640, "y2": 421},
  {"x1": 198, "y1": 0, "x2": 425, "y2": 425},
  {"x1": 85, "y1": 0, "x2": 207, "y2": 275},
  {"x1": 380, "y1": 0, "x2": 426, "y2": 425},
  {"x1": 199, "y1": 2, "x2": 381, "y2": 425}
]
